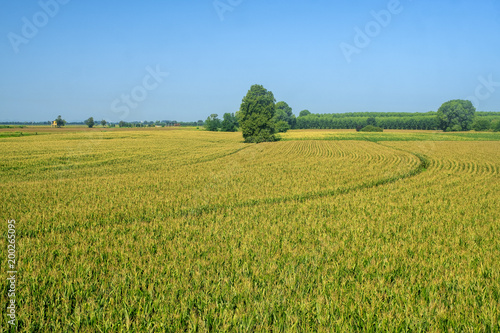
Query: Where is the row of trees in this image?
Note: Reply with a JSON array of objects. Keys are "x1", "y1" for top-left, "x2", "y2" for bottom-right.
[
  {"x1": 50, "y1": 98, "x2": 499, "y2": 135},
  {"x1": 295, "y1": 114, "x2": 440, "y2": 130},
  {"x1": 86, "y1": 118, "x2": 196, "y2": 128},
  {"x1": 50, "y1": 116, "x2": 202, "y2": 128},
  {"x1": 205, "y1": 113, "x2": 238, "y2": 132},
  {"x1": 298, "y1": 110, "x2": 438, "y2": 118},
  {"x1": 295, "y1": 100, "x2": 500, "y2": 132},
  {"x1": 51, "y1": 116, "x2": 106, "y2": 128},
  {"x1": 117, "y1": 121, "x2": 187, "y2": 128},
  {"x1": 208, "y1": 87, "x2": 500, "y2": 143},
  {"x1": 84, "y1": 117, "x2": 107, "y2": 128}
]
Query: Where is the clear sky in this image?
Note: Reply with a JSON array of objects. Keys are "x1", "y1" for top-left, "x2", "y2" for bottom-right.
[{"x1": 1, "y1": 0, "x2": 499, "y2": 122}]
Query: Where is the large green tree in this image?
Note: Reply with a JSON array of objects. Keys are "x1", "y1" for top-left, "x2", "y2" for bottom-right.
[
  {"x1": 239, "y1": 85, "x2": 277, "y2": 143},
  {"x1": 436, "y1": 99, "x2": 476, "y2": 132}
]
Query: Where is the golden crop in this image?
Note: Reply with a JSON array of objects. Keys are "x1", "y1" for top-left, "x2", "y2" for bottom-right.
[{"x1": 0, "y1": 128, "x2": 499, "y2": 331}]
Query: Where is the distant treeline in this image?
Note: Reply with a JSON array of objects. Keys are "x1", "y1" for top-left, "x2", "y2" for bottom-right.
[
  {"x1": 0, "y1": 120, "x2": 203, "y2": 127},
  {"x1": 3, "y1": 111, "x2": 500, "y2": 130},
  {"x1": 117, "y1": 120, "x2": 202, "y2": 127},
  {"x1": 295, "y1": 111, "x2": 500, "y2": 130},
  {"x1": 0, "y1": 121, "x2": 84, "y2": 125}
]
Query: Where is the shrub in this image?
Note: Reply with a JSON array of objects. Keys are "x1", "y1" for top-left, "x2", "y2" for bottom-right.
[
  {"x1": 359, "y1": 125, "x2": 383, "y2": 132},
  {"x1": 492, "y1": 120, "x2": 500, "y2": 132},
  {"x1": 472, "y1": 118, "x2": 491, "y2": 131}
]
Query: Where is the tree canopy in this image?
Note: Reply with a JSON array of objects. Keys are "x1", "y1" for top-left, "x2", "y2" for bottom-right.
[
  {"x1": 239, "y1": 85, "x2": 277, "y2": 143},
  {"x1": 436, "y1": 99, "x2": 476, "y2": 132},
  {"x1": 472, "y1": 118, "x2": 491, "y2": 131},
  {"x1": 299, "y1": 110, "x2": 311, "y2": 117},
  {"x1": 493, "y1": 120, "x2": 500, "y2": 132},
  {"x1": 366, "y1": 117, "x2": 376, "y2": 126},
  {"x1": 295, "y1": 114, "x2": 439, "y2": 130},
  {"x1": 275, "y1": 120, "x2": 290, "y2": 133},
  {"x1": 221, "y1": 113, "x2": 237, "y2": 132},
  {"x1": 274, "y1": 101, "x2": 296, "y2": 129}
]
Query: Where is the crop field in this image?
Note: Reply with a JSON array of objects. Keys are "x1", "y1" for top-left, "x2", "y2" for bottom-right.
[
  {"x1": 281, "y1": 129, "x2": 500, "y2": 142},
  {"x1": 1, "y1": 128, "x2": 499, "y2": 331}
]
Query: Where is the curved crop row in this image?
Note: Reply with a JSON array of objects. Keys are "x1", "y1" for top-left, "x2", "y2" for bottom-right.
[
  {"x1": 387, "y1": 141, "x2": 499, "y2": 177},
  {"x1": 1, "y1": 133, "x2": 424, "y2": 237}
]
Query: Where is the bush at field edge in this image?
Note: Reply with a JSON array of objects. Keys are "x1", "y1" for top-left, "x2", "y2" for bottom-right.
[{"x1": 360, "y1": 125, "x2": 384, "y2": 132}]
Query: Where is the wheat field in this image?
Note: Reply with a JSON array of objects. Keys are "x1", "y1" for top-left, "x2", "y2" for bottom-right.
[{"x1": 1, "y1": 128, "x2": 499, "y2": 331}]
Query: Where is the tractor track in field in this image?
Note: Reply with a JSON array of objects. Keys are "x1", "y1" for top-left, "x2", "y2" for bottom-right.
[
  {"x1": 18, "y1": 141, "x2": 429, "y2": 239},
  {"x1": 173, "y1": 143, "x2": 429, "y2": 218}
]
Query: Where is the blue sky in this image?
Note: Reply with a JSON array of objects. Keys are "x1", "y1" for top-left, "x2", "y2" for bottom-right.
[{"x1": 1, "y1": 0, "x2": 499, "y2": 122}]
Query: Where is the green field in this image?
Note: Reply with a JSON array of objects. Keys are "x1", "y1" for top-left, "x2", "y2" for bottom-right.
[{"x1": 1, "y1": 128, "x2": 499, "y2": 331}]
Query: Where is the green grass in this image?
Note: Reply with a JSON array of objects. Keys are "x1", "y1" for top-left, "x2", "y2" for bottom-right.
[
  {"x1": 0, "y1": 132, "x2": 41, "y2": 138},
  {"x1": 0, "y1": 125, "x2": 26, "y2": 129}
]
